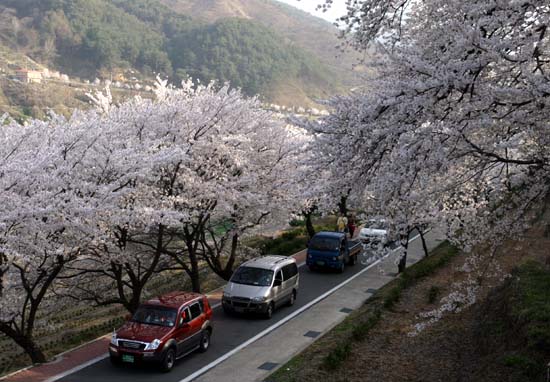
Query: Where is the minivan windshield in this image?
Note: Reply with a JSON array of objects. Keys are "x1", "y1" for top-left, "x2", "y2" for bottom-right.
[
  {"x1": 309, "y1": 237, "x2": 339, "y2": 251},
  {"x1": 132, "y1": 305, "x2": 177, "y2": 327},
  {"x1": 230, "y1": 266, "x2": 274, "y2": 287}
]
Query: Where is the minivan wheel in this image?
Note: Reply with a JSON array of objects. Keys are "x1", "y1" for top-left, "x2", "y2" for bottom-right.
[
  {"x1": 198, "y1": 330, "x2": 210, "y2": 353},
  {"x1": 265, "y1": 302, "x2": 274, "y2": 319},
  {"x1": 288, "y1": 290, "x2": 296, "y2": 307},
  {"x1": 160, "y1": 348, "x2": 176, "y2": 372},
  {"x1": 222, "y1": 304, "x2": 232, "y2": 316}
]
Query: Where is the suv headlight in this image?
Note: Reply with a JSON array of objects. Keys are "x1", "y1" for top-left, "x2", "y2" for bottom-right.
[
  {"x1": 145, "y1": 339, "x2": 161, "y2": 351},
  {"x1": 252, "y1": 296, "x2": 267, "y2": 302},
  {"x1": 110, "y1": 330, "x2": 117, "y2": 346},
  {"x1": 223, "y1": 292, "x2": 231, "y2": 299}
]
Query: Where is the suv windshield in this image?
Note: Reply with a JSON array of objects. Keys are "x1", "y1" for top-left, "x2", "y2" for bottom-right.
[
  {"x1": 231, "y1": 266, "x2": 274, "y2": 287},
  {"x1": 132, "y1": 305, "x2": 177, "y2": 327},
  {"x1": 309, "y1": 237, "x2": 339, "y2": 251}
]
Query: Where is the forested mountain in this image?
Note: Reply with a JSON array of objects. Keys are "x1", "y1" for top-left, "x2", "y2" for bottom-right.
[
  {"x1": 168, "y1": 18, "x2": 333, "y2": 96},
  {"x1": 159, "y1": 0, "x2": 362, "y2": 86},
  {"x1": 0, "y1": 0, "x2": 356, "y2": 105}
]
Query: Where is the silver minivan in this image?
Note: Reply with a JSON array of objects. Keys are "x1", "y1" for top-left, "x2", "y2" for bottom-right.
[{"x1": 222, "y1": 256, "x2": 299, "y2": 319}]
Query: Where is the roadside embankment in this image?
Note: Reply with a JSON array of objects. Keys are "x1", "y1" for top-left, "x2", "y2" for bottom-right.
[{"x1": 268, "y1": 215, "x2": 550, "y2": 382}]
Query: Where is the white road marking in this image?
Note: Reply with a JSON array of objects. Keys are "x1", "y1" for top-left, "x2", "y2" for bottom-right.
[
  {"x1": 45, "y1": 233, "x2": 424, "y2": 382},
  {"x1": 178, "y1": 233, "x2": 422, "y2": 382},
  {"x1": 45, "y1": 354, "x2": 109, "y2": 382}
]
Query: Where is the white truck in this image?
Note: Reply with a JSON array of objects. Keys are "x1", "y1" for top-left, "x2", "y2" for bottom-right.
[{"x1": 358, "y1": 219, "x2": 389, "y2": 245}]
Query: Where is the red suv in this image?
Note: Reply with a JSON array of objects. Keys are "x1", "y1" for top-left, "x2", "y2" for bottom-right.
[{"x1": 109, "y1": 291, "x2": 213, "y2": 372}]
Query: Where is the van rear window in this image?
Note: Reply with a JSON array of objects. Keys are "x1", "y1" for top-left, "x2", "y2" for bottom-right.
[{"x1": 230, "y1": 266, "x2": 274, "y2": 287}]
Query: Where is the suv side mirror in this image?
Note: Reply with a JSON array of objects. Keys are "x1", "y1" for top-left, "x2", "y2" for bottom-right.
[{"x1": 179, "y1": 311, "x2": 189, "y2": 327}]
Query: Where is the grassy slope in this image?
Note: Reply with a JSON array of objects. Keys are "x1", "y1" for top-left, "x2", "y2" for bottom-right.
[
  {"x1": 269, "y1": 241, "x2": 460, "y2": 381},
  {"x1": 269, "y1": 216, "x2": 550, "y2": 382}
]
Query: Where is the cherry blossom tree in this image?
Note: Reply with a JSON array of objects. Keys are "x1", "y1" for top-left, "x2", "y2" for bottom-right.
[
  {"x1": 135, "y1": 80, "x2": 303, "y2": 287},
  {"x1": 309, "y1": 0, "x2": 549, "y2": 272},
  {"x1": 0, "y1": 113, "x2": 98, "y2": 363},
  {"x1": 72, "y1": 79, "x2": 304, "y2": 299},
  {"x1": 0, "y1": 76, "x2": 306, "y2": 363}
]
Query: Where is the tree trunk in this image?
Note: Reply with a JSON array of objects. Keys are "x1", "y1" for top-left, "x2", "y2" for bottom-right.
[
  {"x1": 397, "y1": 233, "x2": 409, "y2": 274},
  {"x1": 223, "y1": 233, "x2": 239, "y2": 280},
  {"x1": 127, "y1": 289, "x2": 142, "y2": 314},
  {"x1": 418, "y1": 228, "x2": 429, "y2": 258},
  {"x1": 338, "y1": 195, "x2": 348, "y2": 216},
  {"x1": 20, "y1": 337, "x2": 46, "y2": 364},
  {"x1": 304, "y1": 211, "x2": 315, "y2": 239},
  {"x1": 398, "y1": 252, "x2": 407, "y2": 273},
  {"x1": 0, "y1": 324, "x2": 46, "y2": 364},
  {"x1": 188, "y1": 248, "x2": 201, "y2": 293}
]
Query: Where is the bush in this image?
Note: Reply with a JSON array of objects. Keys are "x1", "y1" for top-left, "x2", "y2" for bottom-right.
[
  {"x1": 281, "y1": 229, "x2": 304, "y2": 240},
  {"x1": 245, "y1": 217, "x2": 343, "y2": 258},
  {"x1": 262, "y1": 236, "x2": 308, "y2": 257},
  {"x1": 383, "y1": 283, "x2": 404, "y2": 309},
  {"x1": 315, "y1": 224, "x2": 338, "y2": 233},
  {"x1": 289, "y1": 218, "x2": 305, "y2": 227},
  {"x1": 502, "y1": 354, "x2": 544, "y2": 380},
  {"x1": 383, "y1": 242, "x2": 458, "y2": 309},
  {"x1": 511, "y1": 261, "x2": 550, "y2": 352},
  {"x1": 351, "y1": 310, "x2": 381, "y2": 342},
  {"x1": 427, "y1": 285, "x2": 440, "y2": 304},
  {"x1": 322, "y1": 342, "x2": 351, "y2": 370}
]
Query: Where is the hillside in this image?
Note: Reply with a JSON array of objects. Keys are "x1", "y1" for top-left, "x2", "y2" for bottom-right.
[
  {"x1": 0, "y1": 0, "x2": 358, "y2": 109},
  {"x1": 159, "y1": 0, "x2": 362, "y2": 86}
]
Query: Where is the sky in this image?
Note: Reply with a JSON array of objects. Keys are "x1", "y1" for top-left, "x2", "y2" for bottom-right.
[{"x1": 276, "y1": 0, "x2": 348, "y2": 23}]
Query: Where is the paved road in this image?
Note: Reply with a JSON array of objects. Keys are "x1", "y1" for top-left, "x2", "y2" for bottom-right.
[{"x1": 58, "y1": 256, "x2": 378, "y2": 382}]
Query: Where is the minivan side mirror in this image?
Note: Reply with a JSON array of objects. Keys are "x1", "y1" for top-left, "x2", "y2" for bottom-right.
[{"x1": 274, "y1": 278, "x2": 282, "y2": 287}]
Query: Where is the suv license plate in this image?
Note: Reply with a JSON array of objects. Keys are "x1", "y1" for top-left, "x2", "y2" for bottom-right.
[
  {"x1": 316, "y1": 261, "x2": 325, "y2": 266},
  {"x1": 122, "y1": 354, "x2": 134, "y2": 363}
]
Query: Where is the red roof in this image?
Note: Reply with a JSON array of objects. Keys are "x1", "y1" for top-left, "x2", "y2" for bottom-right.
[{"x1": 144, "y1": 291, "x2": 203, "y2": 309}]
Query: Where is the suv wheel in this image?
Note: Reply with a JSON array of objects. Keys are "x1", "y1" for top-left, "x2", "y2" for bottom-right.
[
  {"x1": 287, "y1": 290, "x2": 296, "y2": 306},
  {"x1": 160, "y1": 348, "x2": 176, "y2": 372},
  {"x1": 109, "y1": 355, "x2": 121, "y2": 367},
  {"x1": 198, "y1": 330, "x2": 210, "y2": 353},
  {"x1": 264, "y1": 302, "x2": 274, "y2": 319}
]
